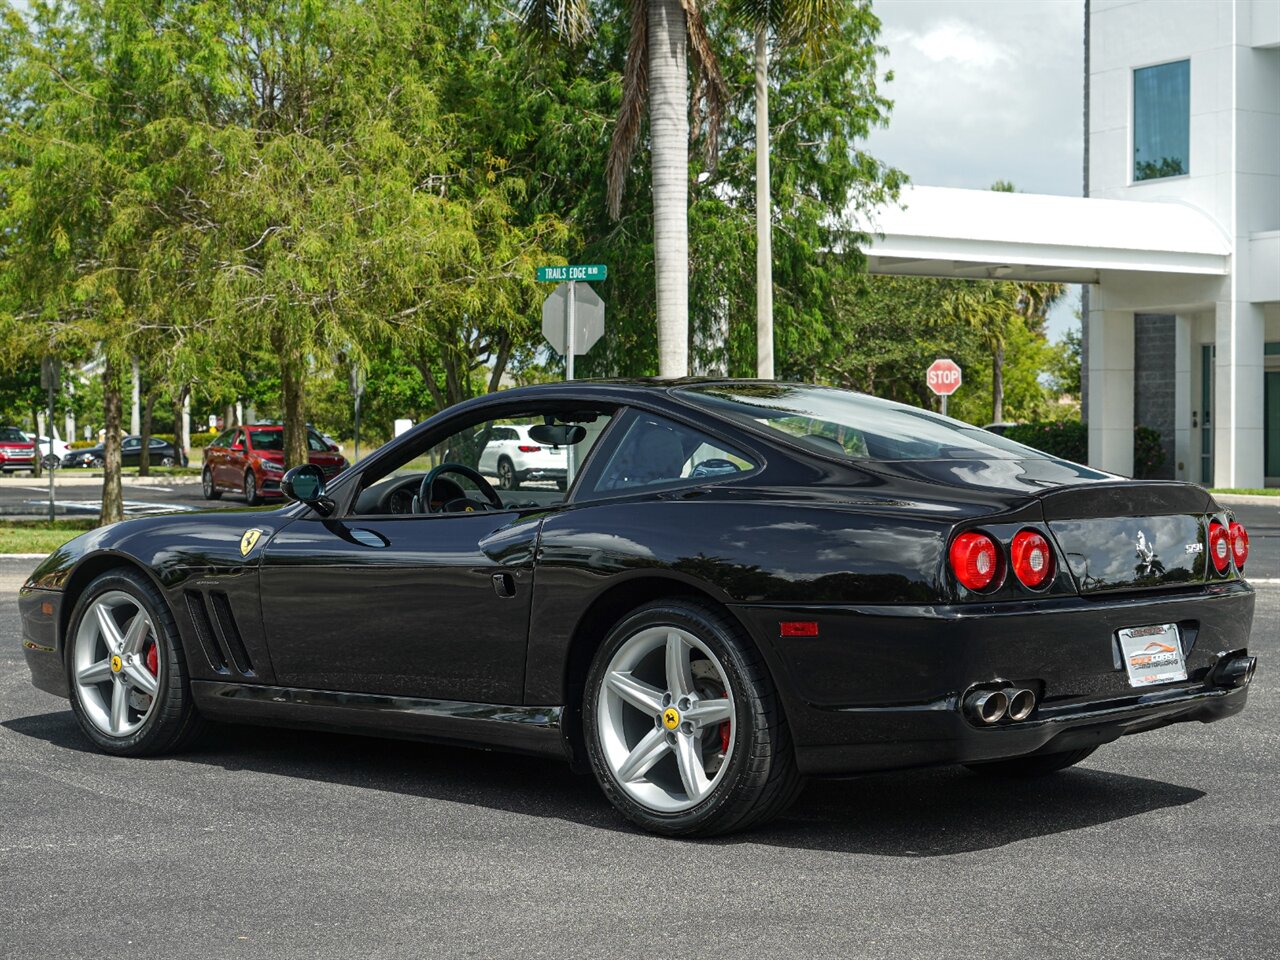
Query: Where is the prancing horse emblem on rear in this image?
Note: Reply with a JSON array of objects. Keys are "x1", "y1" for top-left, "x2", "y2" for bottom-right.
[{"x1": 1135, "y1": 530, "x2": 1158, "y2": 577}]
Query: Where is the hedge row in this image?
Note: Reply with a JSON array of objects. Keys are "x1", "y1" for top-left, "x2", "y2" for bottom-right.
[{"x1": 1004, "y1": 421, "x2": 1167, "y2": 478}]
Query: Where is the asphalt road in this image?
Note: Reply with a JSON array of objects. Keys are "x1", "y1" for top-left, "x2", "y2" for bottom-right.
[
  {"x1": 1, "y1": 555, "x2": 1277, "y2": 959},
  {"x1": 0, "y1": 476, "x2": 254, "y2": 518}
]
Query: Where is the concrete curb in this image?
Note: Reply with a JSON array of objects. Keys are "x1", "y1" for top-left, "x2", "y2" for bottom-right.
[{"x1": 1212, "y1": 494, "x2": 1280, "y2": 507}]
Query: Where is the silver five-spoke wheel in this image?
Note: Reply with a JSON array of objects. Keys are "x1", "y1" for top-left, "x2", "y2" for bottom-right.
[
  {"x1": 597, "y1": 625, "x2": 736, "y2": 813},
  {"x1": 72, "y1": 591, "x2": 161, "y2": 738}
]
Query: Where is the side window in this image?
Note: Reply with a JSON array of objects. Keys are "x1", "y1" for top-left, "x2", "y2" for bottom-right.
[
  {"x1": 306, "y1": 431, "x2": 330, "y2": 452},
  {"x1": 122, "y1": 437, "x2": 140, "y2": 451},
  {"x1": 229, "y1": 430, "x2": 243, "y2": 448},
  {"x1": 590, "y1": 414, "x2": 755, "y2": 493},
  {"x1": 351, "y1": 408, "x2": 615, "y2": 515}
]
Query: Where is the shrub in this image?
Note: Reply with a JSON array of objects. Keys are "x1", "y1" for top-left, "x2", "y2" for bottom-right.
[
  {"x1": 69, "y1": 440, "x2": 96, "y2": 450},
  {"x1": 188, "y1": 430, "x2": 219, "y2": 449},
  {"x1": 1133, "y1": 425, "x2": 1167, "y2": 479},
  {"x1": 1004, "y1": 421, "x2": 1088, "y2": 463}
]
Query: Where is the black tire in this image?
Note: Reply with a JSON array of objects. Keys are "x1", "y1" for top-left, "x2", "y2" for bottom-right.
[
  {"x1": 202, "y1": 467, "x2": 221, "y2": 500},
  {"x1": 964, "y1": 746, "x2": 1098, "y2": 778},
  {"x1": 160, "y1": 455, "x2": 175, "y2": 467},
  {"x1": 65, "y1": 568, "x2": 207, "y2": 756},
  {"x1": 496, "y1": 457, "x2": 518, "y2": 490},
  {"x1": 243, "y1": 469, "x2": 261, "y2": 506},
  {"x1": 583, "y1": 599, "x2": 803, "y2": 837}
]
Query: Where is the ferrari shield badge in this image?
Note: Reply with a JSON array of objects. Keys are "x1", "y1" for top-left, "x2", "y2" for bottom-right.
[{"x1": 240, "y1": 528, "x2": 265, "y2": 557}]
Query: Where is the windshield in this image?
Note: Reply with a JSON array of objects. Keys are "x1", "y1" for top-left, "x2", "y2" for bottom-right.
[
  {"x1": 679, "y1": 383, "x2": 1053, "y2": 462},
  {"x1": 0, "y1": 428, "x2": 28, "y2": 443},
  {"x1": 249, "y1": 430, "x2": 284, "y2": 450}
]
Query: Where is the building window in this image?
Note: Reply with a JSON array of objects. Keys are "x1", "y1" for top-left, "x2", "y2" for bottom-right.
[{"x1": 1133, "y1": 60, "x2": 1190, "y2": 181}]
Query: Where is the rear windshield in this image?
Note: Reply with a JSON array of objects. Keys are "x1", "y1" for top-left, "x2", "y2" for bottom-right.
[{"x1": 679, "y1": 384, "x2": 1050, "y2": 462}]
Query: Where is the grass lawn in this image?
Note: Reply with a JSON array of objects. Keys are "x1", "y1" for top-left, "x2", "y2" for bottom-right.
[
  {"x1": 0, "y1": 519, "x2": 97, "y2": 556},
  {"x1": 1210, "y1": 488, "x2": 1279, "y2": 497}
]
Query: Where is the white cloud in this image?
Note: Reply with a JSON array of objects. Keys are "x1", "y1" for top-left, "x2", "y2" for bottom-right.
[
  {"x1": 863, "y1": 0, "x2": 1085, "y2": 338},
  {"x1": 907, "y1": 20, "x2": 1014, "y2": 69}
]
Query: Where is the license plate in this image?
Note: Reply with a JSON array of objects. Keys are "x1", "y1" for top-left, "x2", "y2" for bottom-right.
[{"x1": 1117, "y1": 623, "x2": 1187, "y2": 687}]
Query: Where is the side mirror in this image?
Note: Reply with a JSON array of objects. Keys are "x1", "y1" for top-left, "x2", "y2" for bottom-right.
[{"x1": 282, "y1": 463, "x2": 334, "y2": 516}]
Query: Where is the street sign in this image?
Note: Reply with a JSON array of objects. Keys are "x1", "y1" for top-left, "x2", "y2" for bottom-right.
[
  {"x1": 926, "y1": 358, "x2": 962, "y2": 416},
  {"x1": 537, "y1": 264, "x2": 607, "y2": 283},
  {"x1": 542, "y1": 282, "x2": 605, "y2": 359},
  {"x1": 926, "y1": 358, "x2": 962, "y2": 396}
]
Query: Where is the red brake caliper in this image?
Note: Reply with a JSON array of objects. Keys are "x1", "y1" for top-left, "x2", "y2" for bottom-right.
[
  {"x1": 719, "y1": 721, "x2": 731, "y2": 755},
  {"x1": 145, "y1": 642, "x2": 158, "y2": 676}
]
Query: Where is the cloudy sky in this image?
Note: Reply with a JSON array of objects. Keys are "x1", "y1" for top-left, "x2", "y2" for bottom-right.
[{"x1": 863, "y1": 0, "x2": 1085, "y2": 336}]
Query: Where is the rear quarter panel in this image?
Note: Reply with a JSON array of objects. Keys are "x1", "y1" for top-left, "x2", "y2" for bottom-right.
[{"x1": 523, "y1": 495, "x2": 970, "y2": 703}]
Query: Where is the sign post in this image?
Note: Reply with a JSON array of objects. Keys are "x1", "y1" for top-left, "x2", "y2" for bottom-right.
[
  {"x1": 926, "y1": 358, "x2": 962, "y2": 416},
  {"x1": 538, "y1": 265, "x2": 607, "y2": 484},
  {"x1": 538, "y1": 265, "x2": 607, "y2": 382},
  {"x1": 40, "y1": 356, "x2": 59, "y2": 520}
]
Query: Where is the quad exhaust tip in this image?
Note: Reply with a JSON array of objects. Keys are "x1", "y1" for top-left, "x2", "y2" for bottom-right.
[
  {"x1": 1216, "y1": 655, "x2": 1257, "y2": 688},
  {"x1": 1006, "y1": 688, "x2": 1036, "y2": 722},
  {"x1": 963, "y1": 686, "x2": 1037, "y2": 725}
]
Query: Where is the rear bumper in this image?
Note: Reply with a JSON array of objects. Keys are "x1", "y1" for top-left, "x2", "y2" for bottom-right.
[
  {"x1": 731, "y1": 581, "x2": 1256, "y2": 776},
  {"x1": 519, "y1": 466, "x2": 567, "y2": 481}
]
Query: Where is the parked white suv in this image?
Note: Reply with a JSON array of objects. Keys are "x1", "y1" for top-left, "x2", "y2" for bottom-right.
[
  {"x1": 478, "y1": 424, "x2": 568, "y2": 490},
  {"x1": 24, "y1": 433, "x2": 71, "y2": 470}
]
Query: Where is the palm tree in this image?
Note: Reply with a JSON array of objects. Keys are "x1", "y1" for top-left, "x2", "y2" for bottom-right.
[
  {"x1": 522, "y1": 0, "x2": 727, "y2": 378},
  {"x1": 729, "y1": 0, "x2": 846, "y2": 379}
]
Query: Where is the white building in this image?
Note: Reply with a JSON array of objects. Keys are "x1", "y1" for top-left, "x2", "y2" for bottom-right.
[{"x1": 865, "y1": 0, "x2": 1280, "y2": 487}]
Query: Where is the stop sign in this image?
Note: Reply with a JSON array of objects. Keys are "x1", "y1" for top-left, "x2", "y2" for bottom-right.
[{"x1": 926, "y1": 358, "x2": 962, "y2": 396}]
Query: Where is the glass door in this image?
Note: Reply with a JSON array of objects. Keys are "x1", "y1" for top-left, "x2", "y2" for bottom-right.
[
  {"x1": 1200, "y1": 345, "x2": 1214, "y2": 486},
  {"x1": 1266, "y1": 371, "x2": 1280, "y2": 481}
]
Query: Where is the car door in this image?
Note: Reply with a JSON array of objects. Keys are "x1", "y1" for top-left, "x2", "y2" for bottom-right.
[
  {"x1": 121, "y1": 436, "x2": 141, "y2": 467},
  {"x1": 218, "y1": 429, "x2": 245, "y2": 488},
  {"x1": 255, "y1": 405, "x2": 617, "y2": 704},
  {"x1": 477, "y1": 426, "x2": 511, "y2": 476},
  {"x1": 258, "y1": 510, "x2": 541, "y2": 703}
]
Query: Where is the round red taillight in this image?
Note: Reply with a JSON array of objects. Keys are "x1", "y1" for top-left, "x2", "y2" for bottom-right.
[
  {"x1": 1208, "y1": 521, "x2": 1230, "y2": 574},
  {"x1": 949, "y1": 531, "x2": 1001, "y2": 592},
  {"x1": 1010, "y1": 529, "x2": 1054, "y2": 589},
  {"x1": 1228, "y1": 521, "x2": 1249, "y2": 570}
]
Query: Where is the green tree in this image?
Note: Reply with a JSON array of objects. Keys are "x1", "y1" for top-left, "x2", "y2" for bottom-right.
[
  {"x1": 727, "y1": 0, "x2": 856, "y2": 378},
  {"x1": 522, "y1": 0, "x2": 728, "y2": 377}
]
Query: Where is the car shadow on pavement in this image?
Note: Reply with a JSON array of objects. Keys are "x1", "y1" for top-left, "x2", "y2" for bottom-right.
[{"x1": 4, "y1": 710, "x2": 1205, "y2": 856}]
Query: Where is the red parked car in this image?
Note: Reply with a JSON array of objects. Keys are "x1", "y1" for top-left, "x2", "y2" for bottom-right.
[
  {"x1": 201, "y1": 425, "x2": 347, "y2": 505},
  {"x1": 0, "y1": 427, "x2": 36, "y2": 473}
]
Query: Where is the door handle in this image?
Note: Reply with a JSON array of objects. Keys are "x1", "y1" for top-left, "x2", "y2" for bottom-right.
[{"x1": 491, "y1": 573, "x2": 516, "y2": 599}]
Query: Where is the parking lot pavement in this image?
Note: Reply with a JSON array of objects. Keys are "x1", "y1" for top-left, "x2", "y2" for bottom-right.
[
  {"x1": 0, "y1": 477, "x2": 249, "y2": 518},
  {"x1": 2, "y1": 558, "x2": 1277, "y2": 960}
]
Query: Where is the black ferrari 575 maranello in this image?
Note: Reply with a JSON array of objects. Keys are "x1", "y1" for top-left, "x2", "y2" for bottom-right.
[{"x1": 19, "y1": 381, "x2": 1258, "y2": 836}]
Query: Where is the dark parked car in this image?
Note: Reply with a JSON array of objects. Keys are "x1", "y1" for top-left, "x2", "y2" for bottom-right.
[
  {"x1": 62, "y1": 435, "x2": 188, "y2": 469},
  {"x1": 201, "y1": 424, "x2": 347, "y2": 506},
  {"x1": 18, "y1": 381, "x2": 1257, "y2": 837},
  {"x1": 0, "y1": 426, "x2": 36, "y2": 472}
]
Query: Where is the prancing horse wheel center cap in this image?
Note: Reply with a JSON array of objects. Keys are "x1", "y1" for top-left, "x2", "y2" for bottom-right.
[
  {"x1": 662, "y1": 707, "x2": 681, "y2": 730},
  {"x1": 110, "y1": 655, "x2": 123, "y2": 674}
]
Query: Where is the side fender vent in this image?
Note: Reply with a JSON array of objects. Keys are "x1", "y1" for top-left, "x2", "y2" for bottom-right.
[
  {"x1": 184, "y1": 591, "x2": 230, "y2": 675},
  {"x1": 209, "y1": 591, "x2": 255, "y2": 677}
]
